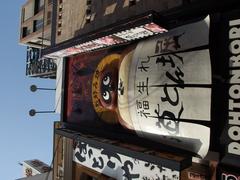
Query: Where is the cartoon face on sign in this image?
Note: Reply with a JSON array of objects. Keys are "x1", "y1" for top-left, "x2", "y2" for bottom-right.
[
  {"x1": 99, "y1": 62, "x2": 118, "y2": 110},
  {"x1": 92, "y1": 16, "x2": 212, "y2": 158},
  {"x1": 92, "y1": 54, "x2": 121, "y2": 124}
]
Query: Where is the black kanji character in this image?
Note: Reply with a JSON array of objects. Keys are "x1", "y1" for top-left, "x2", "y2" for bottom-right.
[
  {"x1": 136, "y1": 100, "x2": 142, "y2": 109},
  {"x1": 156, "y1": 55, "x2": 175, "y2": 68},
  {"x1": 138, "y1": 57, "x2": 150, "y2": 72},
  {"x1": 154, "y1": 104, "x2": 184, "y2": 135},
  {"x1": 92, "y1": 156, "x2": 104, "y2": 169},
  {"x1": 138, "y1": 110, "x2": 150, "y2": 118},
  {"x1": 137, "y1": 78, "x2": 149, "y2": 95},
  {"x1": 166, "y1": 67, "x2": 184, "y2": 86},
  {"x1": 88, "y1": 149, "x2": 93, "y2": 158},
  {"x1": 161, "y1": 85, "x2": 179, "y2": 106},
  {"x1": 122, "y1": 161, "x2": 140, "y2": 180},
  {"x1": 101, "y1": 149, "x2": 122, "y2": 169},
  {"x1": 75, "y1": 142, "x2": 88, "y2": 162},
  {"x1": 143, "y1": 101, "x2": 149, "y2": 110}
]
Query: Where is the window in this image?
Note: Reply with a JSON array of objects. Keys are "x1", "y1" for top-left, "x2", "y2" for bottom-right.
[
  {"x1": 59, "y1": 5, "x2": 63, "y2": 12},
  {"x1": 34, "y1": 0, "x2": 44, "y2": 14},
  {"x1": 33, "y1": 19, "x2": 43, "y2": 32},
  {"x1": 58, "y1": 13, "x2": 62, "y2": 20},
  {"x1": 57, "y1": 30, "x2": 61, "y2": 36},
  {"x1": 58, "y1": 21, "x2": 62, "y2": 28},
  {"x1": 22, "y1": 27, "x2": 30, "y2": 38}
]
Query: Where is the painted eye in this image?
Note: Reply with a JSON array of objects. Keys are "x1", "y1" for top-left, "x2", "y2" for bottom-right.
[
  {"x1": 103, "y1": 75, "x2": 110, "y2": 85},
  {"x1": 102, "y1": 91, "x2": 110, "y2": 101}
]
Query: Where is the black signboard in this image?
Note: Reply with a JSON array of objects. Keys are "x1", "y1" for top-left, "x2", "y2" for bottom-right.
[{"x1": 210, "y1": 8, "x2": 240, "y2": 166}]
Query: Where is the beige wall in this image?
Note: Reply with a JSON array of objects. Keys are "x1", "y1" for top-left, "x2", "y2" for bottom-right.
[{"x1": 23, "y1": 1, "x2": 34, "y2": 21}]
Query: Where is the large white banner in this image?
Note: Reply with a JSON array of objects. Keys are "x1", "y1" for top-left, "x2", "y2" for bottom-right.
[
  {"x1": 73, "y1": 140, "x2": 180, "y2": 180},
  {"x1": 119, "y1": 16, "x2": 211, "y2": 158}
]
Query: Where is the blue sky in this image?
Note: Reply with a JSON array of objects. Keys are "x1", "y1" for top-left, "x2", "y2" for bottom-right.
[{"x1": 0, "y1": 1, "x2": 59, "y2": 179}]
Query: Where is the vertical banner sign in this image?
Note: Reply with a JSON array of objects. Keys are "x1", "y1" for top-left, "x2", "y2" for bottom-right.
[
  {"x1": 225, "y1": 13, "x2": 240, "y2": 158},
  {"x1": 215, "y1": 9, "x2": 240, "y2": 168},
  {"x1": 118, "y1": 16, "x2": 211, "y2": 157}
]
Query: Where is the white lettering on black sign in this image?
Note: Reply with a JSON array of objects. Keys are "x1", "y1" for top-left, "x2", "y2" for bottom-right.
[{"x1": 228, "y1": 18, "x2": 240, "y2": 156}]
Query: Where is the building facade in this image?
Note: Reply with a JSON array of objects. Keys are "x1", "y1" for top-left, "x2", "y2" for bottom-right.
[
  {"x1": 20, "y1": 0, "x2": 57, "y2": 78},
  {"x1": 20, "y1": 0, "x2": 53, "y2": 48},
  {"x1": 19, "y1": 0, "x2": 240, "y2": 179}
]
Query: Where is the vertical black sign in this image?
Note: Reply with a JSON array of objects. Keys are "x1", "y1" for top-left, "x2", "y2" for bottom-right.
[{"x1": 211, "y1": 8, "x2": 240, "y2": 166}]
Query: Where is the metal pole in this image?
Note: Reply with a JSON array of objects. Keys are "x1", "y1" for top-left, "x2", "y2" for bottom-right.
[
  {"x1": 30, "y1": 85, "x2": 56, "y2": 92},
  {"x1": 29, "y1": 109, "x2": 55, "y2": 116},
  {"x1": 40, "y1": 0, "x2": 46, "y2": 58},
  {"x1": 35, "y1": 110, "x2": 55, "y2": 113},
  {"x1": 36, "y1": 87, "x2": 56, "y2": 91}
]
